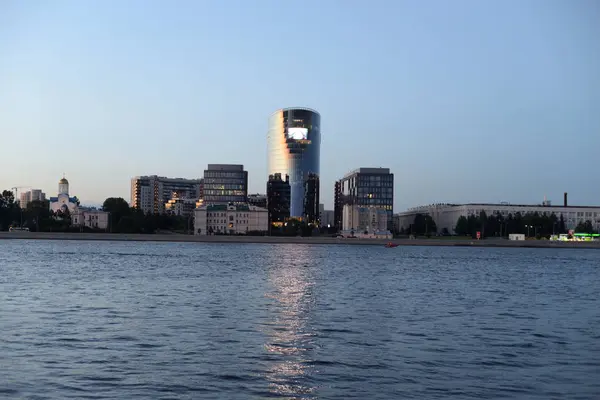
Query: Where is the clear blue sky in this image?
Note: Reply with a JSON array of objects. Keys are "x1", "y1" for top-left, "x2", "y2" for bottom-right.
[{"x1": 1, "y1": 0, "x2": 599, "y2": 210}]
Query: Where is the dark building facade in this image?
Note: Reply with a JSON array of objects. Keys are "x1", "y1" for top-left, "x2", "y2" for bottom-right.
[
  {"x1": 335, "y1": 167, "x2": 394, "y2": 230},
  {"x1": 202, "y1": 164, "x2": 248, "y2": 204},
  {"x1": 267, "y1": 107, "x2": 321, "y2": 223},
  {"x1": 334, "y1": 180, "x2": 343, "y2": 230},
  {"x1": 267, "y1": 173, "x2": 291, "y2": 225}
]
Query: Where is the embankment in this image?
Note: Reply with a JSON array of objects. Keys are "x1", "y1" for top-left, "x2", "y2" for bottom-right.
[{"x1": 1, "y1": 232, "x2": 599, "y2": 249}]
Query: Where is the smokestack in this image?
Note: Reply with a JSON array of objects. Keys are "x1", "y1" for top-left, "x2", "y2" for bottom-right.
[{"x1": 564, "y1": 192, "x2": 568, "y2": 207}]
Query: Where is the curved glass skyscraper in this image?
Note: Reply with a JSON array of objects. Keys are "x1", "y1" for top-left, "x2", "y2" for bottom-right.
[{"x1": 268, "y1": 108, "x2": 321, "y2": 223}]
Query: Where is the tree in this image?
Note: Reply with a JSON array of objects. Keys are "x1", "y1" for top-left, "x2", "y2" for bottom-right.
[
  {"x1": 575, "y1": 220, "x2": 594, "y2": 234},
  {"x1": 455, "y1": 216, "x2": 468, "y2": 235},
  {"x1": 413, "y1": 214, "x2": 436, "y2": 235},
  {"x1": 102, "y1": 197, "x2": 131, "y2": 232},
  {"x1": 558, "y1": 214, "x2": 567, "y2": 234},
  {"x1": 0, "y1": 190, "x2": 19, "y2": 230}
]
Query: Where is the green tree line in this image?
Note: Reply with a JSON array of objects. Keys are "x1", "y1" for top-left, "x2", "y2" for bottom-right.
[
  {"x1": 0, "y1": 191, "x2": 190, "y2": 234},
  {"x1": 454, "y1": 210, "x2": 597, "y2": 238}
]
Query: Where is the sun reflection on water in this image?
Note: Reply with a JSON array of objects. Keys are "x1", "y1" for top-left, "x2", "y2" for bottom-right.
[{"x1": 262, "y1": 246, "x2": 318, "y2": 399}]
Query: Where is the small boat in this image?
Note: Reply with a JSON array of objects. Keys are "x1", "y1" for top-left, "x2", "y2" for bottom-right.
[{"x1": 384, "y1": 242, "x2": 399, "y2": 248}]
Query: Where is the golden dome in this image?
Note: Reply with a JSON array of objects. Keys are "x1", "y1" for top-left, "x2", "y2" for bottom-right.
[{"x1": 59, "y1": 178, "x2": 69, "y2": 184}]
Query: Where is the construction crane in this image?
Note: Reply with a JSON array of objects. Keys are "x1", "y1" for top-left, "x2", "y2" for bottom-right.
[{"x1": 11, "y1": 186, "x2": 32, "y2": 227}]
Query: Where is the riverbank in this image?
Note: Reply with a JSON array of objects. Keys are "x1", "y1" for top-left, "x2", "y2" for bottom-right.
[{"x1": 1, "y1": 231, "x2": 599, "y2": 249}]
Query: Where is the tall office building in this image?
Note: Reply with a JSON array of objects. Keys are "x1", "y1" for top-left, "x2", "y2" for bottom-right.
[
  {"x1": 335, "y1": 167, "x2": 394, "y2": 230},
  {"x1": 202, "y1": 164, "x2": 248, "y2": 204},
  {"x1": 267, "y1": 107, "x2": 321, "y2": 223},
  {"x1": 267, "y1": 173, "x2": 291, "y2": 225},
  {"x1": 131, "y1": 175, "x2": 203, "y2": 214}
]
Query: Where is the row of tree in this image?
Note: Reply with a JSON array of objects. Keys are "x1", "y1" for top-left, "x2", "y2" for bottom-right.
[
  {"x1": 454, "y1": 211, "x2": 597, "y2": 238},
  {"x1": 101, "y1": 197, "x2": 191, "y2": 233},
  {"x1": 397, "y1": 214, "x2": 438, "y2": 236},
  {"x1": 0, "y1": 190, "x2": 192, "y2": 234}
]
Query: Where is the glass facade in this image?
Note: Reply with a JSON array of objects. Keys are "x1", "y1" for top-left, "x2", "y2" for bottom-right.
[
  {"x1": 335, "y1": 168, "x2": 394, "y2": 230},
  {"x1": 203, "y1": 164, "x2": 248, "y2": 204},
  {"x1": 267, "y1": 108, "x2": 321, "y2": 223}
]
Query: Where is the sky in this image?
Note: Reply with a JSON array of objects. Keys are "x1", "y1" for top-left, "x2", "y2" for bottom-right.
[{"x1": 1, "y1": 0, "x2": 599, "y2": 210}]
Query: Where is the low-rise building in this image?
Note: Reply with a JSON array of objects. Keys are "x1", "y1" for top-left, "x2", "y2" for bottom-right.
[
  {"x1": 248, "y1": 194, "x2": 267, "y2": 209},
  {"x1": 341, "y1": 204, "x2": 391, "y2": 238},
  {"x1": 319, "y1": 204, "x2": 334, "y2": 227},
  {"x1": 194, "y1": 203, "x2": 268, "y2": 235},
  {"x1": 394, "y1": 200, "x2": 600, "y2": 234},
  {"x1": 72, "y1": 208, "x2": 109, "y2": 230},
  {"x1": 164, "y1": 192, "x2": 197, "y2": 217}
]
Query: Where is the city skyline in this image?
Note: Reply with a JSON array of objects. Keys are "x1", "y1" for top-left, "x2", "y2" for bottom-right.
[{"x1": 1, "y1": 1, "x2": 599, "y2": 210}]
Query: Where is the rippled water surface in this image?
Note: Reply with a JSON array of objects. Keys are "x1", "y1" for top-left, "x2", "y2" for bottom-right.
[{"x1": 1, "y1": 240, "x2": 600, "y2": 399}]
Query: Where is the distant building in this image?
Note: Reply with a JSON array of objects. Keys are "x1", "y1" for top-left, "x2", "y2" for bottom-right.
[
  {"x1": 203, "y1": 164, "x2": 248, "y2": 204},
  {"x1": 131, "y1": 175, "x2": 203, "y2": 214},
  {"x1": 319, "y1": 204, "x2": 334, "y2": 227},
  {"x1": 334, "y1": 180, "x2": 342, "y2": 230},
  {"x1": 164, "y1": 191, "x2": 198, "y2": 217},
  {"x1": 72, "y1": 208, "x2": 109, "y2": 230},
  {"x1": 267, "y1": 173, "x2": 291, "y2": 225},
  {"x1": 19, "y1": 189, "x2": 46, "y2": 208},
  {"x1": 194, "y1": 204, "x2": 268, "y2": 235},
  {"x1": 335, "y1": 167, "x2": 394, "y2": 230},
  {"x1": 49, "y1": 177, "x2": 79, "y2": 214},
  {"x1": 394, "y1": 201, "x2": 600, "y2": 234},
  {"x1": 248, "y1": 194, "x2": 267, "y2": 209},
  {"x1": 268, "y1": 107, "x2": 321, "y2": 223},
  {"x1": 342, "y1": 205, "x2": 390, "y2": 238}
]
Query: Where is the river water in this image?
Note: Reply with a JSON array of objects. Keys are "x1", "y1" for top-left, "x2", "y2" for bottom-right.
[{"x1": 1, "y1": 240, "x2": 599, "y2": 399}]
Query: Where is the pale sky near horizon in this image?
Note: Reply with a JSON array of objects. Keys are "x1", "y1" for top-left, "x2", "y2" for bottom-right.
[{"x1": 1, "y1": 0, "x2": 599, "y2": 210}]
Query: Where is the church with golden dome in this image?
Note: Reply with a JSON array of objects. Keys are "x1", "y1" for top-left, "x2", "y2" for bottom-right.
[{"x1": 49, "y1": 176, "x2": 80, "y2": 214}]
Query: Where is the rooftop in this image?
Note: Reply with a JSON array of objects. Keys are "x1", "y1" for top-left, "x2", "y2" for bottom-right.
[
  {"x1": 399, "y1": 202, "x2": 600, "y2": 214},
  {"x1": 270, "y1": 107, "x2": 320, "y2": 116},
  {"x1": 343, "y1": 167, "x2": 391, "y2": 178},
  {"x1": 205, "y1": 164, "x2": 245, "y2": 171}
]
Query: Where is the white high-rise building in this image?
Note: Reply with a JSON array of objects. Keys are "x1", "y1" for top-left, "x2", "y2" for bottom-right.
[{"x1": 131, "y1": 175, "x2": 203, "y2": 214}]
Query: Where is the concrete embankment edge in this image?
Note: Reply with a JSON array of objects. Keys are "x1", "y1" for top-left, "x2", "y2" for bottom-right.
[{"x1": 1, "y1": 232, "x2": 599, "y2": 249}]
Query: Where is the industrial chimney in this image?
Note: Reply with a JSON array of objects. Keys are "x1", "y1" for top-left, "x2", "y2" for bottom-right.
[{"x1": 564, "y1": 192, "x2": 568, "y2": 207}]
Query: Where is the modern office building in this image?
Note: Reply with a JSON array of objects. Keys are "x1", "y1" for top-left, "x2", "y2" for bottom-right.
[
  {"x1": 131, "y1": 175, "x2": 203, "y2": 214},
  {"x1": 267, "y1": 173, "x2": 291, "y2": 225},
  {"x1": 194, "y1": 204, "x2": 268, "y2": 235},
  {"x1": 19, "y1": 189, "x2": 46, "y2": 208},
  {"x1": 267, "y1": 107, "x2": 321, "y2": 223},
  {"x1": 335, "y1": 167, "x2": 394, "y2": 230},
  {"x1": 202, "y1": 164, "x2": 248, "y2": 204},
  {"x1": 394, "y1": 198, "x2": 600, "y2": 234}
]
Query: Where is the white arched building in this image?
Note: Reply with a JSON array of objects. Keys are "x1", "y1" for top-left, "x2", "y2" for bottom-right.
[{"x1": 49, "y1": 177, "x2": 80, "y2": 214}]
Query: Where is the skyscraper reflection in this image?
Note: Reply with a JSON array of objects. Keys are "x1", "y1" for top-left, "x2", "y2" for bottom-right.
[{"x1": 262, "y1": 245, "x2": 317, "y2": 398}]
